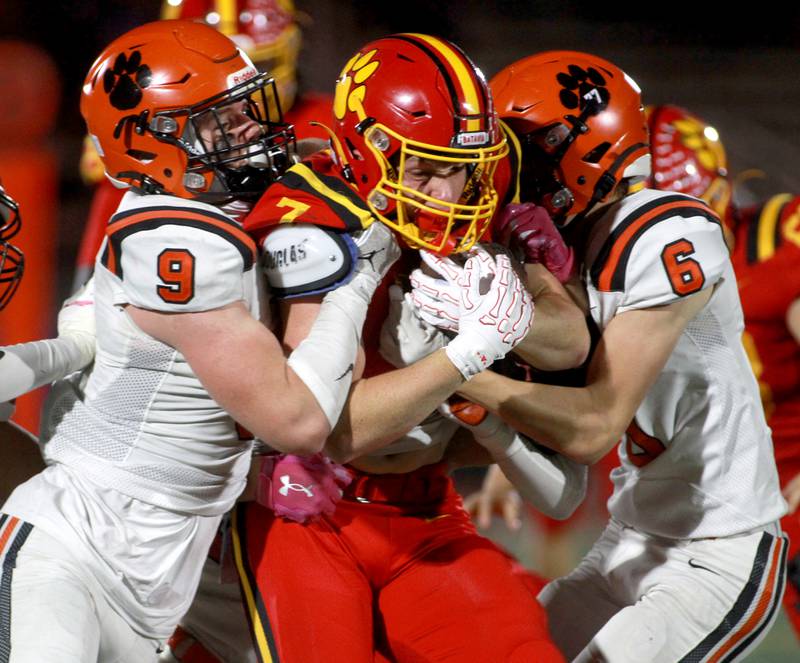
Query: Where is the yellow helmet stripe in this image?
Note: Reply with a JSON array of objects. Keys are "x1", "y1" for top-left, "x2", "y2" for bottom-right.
[
  {"x1": 159, "y1": 0, "x2": 182, "y2": 20},
  {"x1": 215, "y1": 0, "x2": 239, "y2": 36},
  {"x1": 160, "y1": 0, "x2": 239, "y2": 34},
  {"x1": 406, "y1": 34, "x2": 482, "y2": 133},
  {"x1": 757, "y1": 193, "x2": 793, "y2": 261}
]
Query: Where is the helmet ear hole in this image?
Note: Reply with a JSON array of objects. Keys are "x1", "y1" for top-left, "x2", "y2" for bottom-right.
[
  {"x1": 344, "y1": 137, "x2": 364, "y2": 161},
  {"x1": 582, "y1": 142, "x2": 611, "y2": 164},
  {"x1": 126, "y1": 149, "x2": 156, "y2": 163}
]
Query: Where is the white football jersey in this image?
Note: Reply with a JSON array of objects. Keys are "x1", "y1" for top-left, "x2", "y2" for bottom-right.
[
  {"x1": 36, "y1": 191, "x2": 269, "y2": 515},
  {"x1": 3, "y1": 191, "x2": 269, "y2": 637},
  {"x1": 583, "y1": 188, "x2": 786, "y2": 539}
]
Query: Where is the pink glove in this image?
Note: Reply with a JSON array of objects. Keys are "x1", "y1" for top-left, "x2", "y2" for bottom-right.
[
  {"x1": 256, "y1": 453, "x2": 353, "y2": 523},
  {"x1": 495, "y1": 203, "x2": 575, "y2": 283}
]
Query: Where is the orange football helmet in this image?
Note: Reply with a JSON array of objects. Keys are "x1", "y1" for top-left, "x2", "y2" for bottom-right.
[
  {"x1": 0, "y1": 184, "x2": 23, "y2": 310},
  {"x1": 491, "y1": 51, "x2": 650, "y2": 224},
  {"x1": 647, "y1": 104, "x2": 731, "y2": 218},
  {"x1": 80, "y1": 19, "x2": 295, "y2": 201},
  {"x1": 328, "y1": 33, "x2": 508, "y2": 254}
]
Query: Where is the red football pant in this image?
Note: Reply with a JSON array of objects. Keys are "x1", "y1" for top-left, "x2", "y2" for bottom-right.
[
  {"x1": 778, "y1": 454, "x2": 800, "y2": 641},
  {"x1": 232, "y1": 465, "x2": 563, "y2": 663}
]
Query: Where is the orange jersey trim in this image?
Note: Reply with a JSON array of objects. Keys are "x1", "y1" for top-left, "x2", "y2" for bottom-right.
[{"x1": 592, "y1": 195, "x2": 720, "y2": 292}]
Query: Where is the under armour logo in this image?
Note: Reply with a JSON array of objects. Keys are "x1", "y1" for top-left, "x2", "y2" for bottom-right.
[
  {"x1": 278, "y1": 475, "x2": 314, "y2": 498},
  {"x1": 359, "y1": 248, "x2": 385, "y2": 270}
]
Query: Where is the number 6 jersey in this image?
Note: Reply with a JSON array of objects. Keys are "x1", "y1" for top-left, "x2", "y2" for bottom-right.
[{"x1": 582, "y1": 188, "x2": 786, "y2": 539}]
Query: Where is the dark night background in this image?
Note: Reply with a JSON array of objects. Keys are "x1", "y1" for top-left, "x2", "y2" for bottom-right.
[
  {"x1": 1, "y1": 0, "x2": 799, "y2": 288},
  {"x1": 0, "y1": 2, "x2": 799, "y2": 658}
]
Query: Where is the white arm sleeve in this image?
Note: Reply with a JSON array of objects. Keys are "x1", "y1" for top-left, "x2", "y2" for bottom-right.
[
  {"x1": 286, "y1": 222, "x2": 399, "y2": 428},
  {"x1": 467, "y1": 414, "x2": 588, "y2": 521},
  {"x1": 286, "y1": 287, "x2": 365, "y2": 428},
  {"x1": 0, "y1": 275, "x2": 97, "y2": 403},
  {"x1": 494, "y1": 436, "x2": 588, "y2": 521},
  {"x1": 0, "y1": 338, "x2": 91, "y2": 402}
]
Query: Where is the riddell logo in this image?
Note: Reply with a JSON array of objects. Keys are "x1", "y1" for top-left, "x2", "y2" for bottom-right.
[
  {"x1": 227, "y1": 67, "x2": 258, "y2": 88},
  {"x1": 456, "y1": 131, "x2": 489, "y2": 147}
]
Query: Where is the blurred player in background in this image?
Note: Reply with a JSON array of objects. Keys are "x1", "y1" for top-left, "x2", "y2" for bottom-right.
[
  {"x1": 649, "y1": 102, "x2": 800, "y2": 642},
  {"x1": 0, "y1": 184, "x2": 23, "y2": 312}
]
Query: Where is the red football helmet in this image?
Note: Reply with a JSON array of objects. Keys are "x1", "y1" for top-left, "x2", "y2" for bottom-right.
[
  {"x1": 0, "y1": 184, "x2": 23, "y2": 310},
  {"x1": 328, "y1": 33, "x2": 508, "y2": 254},
  {"x1": 647, "y1": 105, "x2": 731, "y2": 217},
  {"x1": 491, "y1": 51, "x2": 650, "y2": 224},
  {"x1": 80, "y1": 19, "x2": 295, "y2": 201}
]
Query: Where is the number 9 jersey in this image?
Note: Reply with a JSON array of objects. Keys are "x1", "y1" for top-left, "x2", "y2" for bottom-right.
[
  {"x1": 582, "y1": 187, "x2": 786, "y2": 539},
  {"x1": 41, "y1": 190, "x2": 269, "y2": 516}
]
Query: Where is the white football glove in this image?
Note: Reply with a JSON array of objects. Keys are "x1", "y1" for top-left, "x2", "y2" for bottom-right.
[
  {"x1": 438, "y1": 400, "x2": 516, "y2": 456},
  {"x1": 444, "y1": 247, "x2": 534, "y2": 379},
  {"x1": 408, "y1": 251, "x2": 464, "y2": 333},
  {"x1": 338, "y1": 222, "x2": 401, "y2": 306},
  {"x1": 379, "y1": 285, "x2": 448, "y2": 368}
]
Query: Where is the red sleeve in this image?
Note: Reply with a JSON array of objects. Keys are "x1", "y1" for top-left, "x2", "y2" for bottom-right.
[{"x1": 76, "y1": 180, "x2": 125, "y2": 269}]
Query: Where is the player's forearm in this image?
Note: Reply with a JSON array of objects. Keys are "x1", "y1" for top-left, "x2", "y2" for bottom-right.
[
  {"x1": 513, "y1": 292, "x2": 590, "y2": 370},
  {"x1": 220, "y1": 366, "x2": 333, "y2": 456},
  {"x1": 458, "y1": 370, "x2": 618, "y2": 464},
  {"x1": 325, "y1": 349, "x2": 464, "y2": 463},
  {"x1": 512, "y1": 265, "x2": 590, "y2": 371}
]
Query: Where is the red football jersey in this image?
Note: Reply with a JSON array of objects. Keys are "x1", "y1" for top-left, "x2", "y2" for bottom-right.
[{"x1": 731, "y1": 194, "x2": 800, "y2": 474}]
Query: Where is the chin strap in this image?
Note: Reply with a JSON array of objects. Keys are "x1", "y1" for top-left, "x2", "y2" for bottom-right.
[
  {"x1": 309, "y1": 121, "x2": 356, "y2": 184},
  {"x1": 569, "y1": 142, "x2": 649, "y2": 225}
]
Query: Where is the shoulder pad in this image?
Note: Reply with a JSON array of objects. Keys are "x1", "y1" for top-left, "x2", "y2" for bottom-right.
[
  {"x1": 586, "y1": 191, "x2": 729, "y2": 313},
  {"x1": 261, "y1": 224, "x2": 357, "y2": 298},
  {"x1": 244, "y1": 161, "x2": 375, "y2": 238}
]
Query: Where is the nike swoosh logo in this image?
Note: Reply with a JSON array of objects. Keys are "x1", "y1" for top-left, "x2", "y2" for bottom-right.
[
  {"x1": 688, "y1": 558, "x2": 721, "y2": 576},
  {"x1": 335, "y1": 363, "x2": 354, "y2": 381}
]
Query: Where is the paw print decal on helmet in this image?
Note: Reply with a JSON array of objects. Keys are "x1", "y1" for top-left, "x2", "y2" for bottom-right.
[
  {"x1": 334, "y1": 49, "x2": 380, "y2": 123},
  {"x1": 556, "y1": 65, "x2": 610, "y2": 114},
  {"x1": 672, "y1": 116, "x2": 725, "y2": 174},
  {"x1": 103, "y1": 51, "x2": 152, "y2": 111}
]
